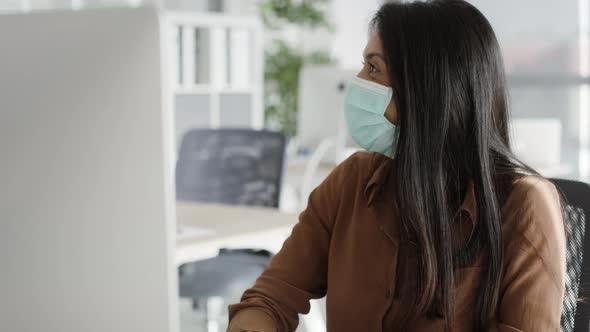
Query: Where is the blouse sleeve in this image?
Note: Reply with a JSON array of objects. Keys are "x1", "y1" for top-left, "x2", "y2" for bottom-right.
[{"x1": 227, "y1": 153, "x2": 360, "y2": 332}]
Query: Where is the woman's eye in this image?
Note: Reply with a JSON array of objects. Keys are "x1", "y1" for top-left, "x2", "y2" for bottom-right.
[
  {"x1": 362, "y1": 60, "x2": 379, "y2": 74},
  {"x1": 369, "y1": 64, "x2": 378, "y2": 73}
]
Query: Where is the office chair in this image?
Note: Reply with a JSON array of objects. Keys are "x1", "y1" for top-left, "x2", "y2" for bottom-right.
[
  {"x1": 176, "y1": 128, "x2": 286, "y2": 207},
  {"x1": 176, "y1": 128, "x2": 287, "y2": 330},
  {"x1": 551, "y1": 179, "x2": 590, "y2": 332}
]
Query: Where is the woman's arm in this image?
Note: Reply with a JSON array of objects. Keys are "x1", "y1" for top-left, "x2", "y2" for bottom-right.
[
  {"x1": 227, "y1": 154, "x2": 359, "y2": 332},
  {"x1": 498, "y1": 178, "x2": 567, "y2": 331}
]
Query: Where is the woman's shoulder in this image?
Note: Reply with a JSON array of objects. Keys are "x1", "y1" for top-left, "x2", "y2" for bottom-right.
[
  {"x1": 504, "y1": 175, "x2": 563, "y2": 226},
  {"x1": 502, "y1": 175, "x2": 566, "y2": 267},
  {"x1": 507, "y1": 175, "x2": 562, "y2": 213}
]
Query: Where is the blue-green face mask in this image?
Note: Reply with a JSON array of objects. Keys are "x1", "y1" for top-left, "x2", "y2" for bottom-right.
[{"x1": 344, "y1": 76, "x2": 400, "y2": 158}]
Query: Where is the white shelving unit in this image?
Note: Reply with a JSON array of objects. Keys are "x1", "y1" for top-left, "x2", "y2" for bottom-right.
[{"x1": 164, "y1": 11, "x2": 264, "y2": 149}]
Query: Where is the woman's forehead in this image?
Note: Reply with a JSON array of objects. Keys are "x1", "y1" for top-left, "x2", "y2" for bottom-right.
[
  {"x1": 364, "y1": 31, "x2": 383, "y2": 57},
  {"x1": 363, "y1": 32, "x2": 383, "y2": 58}
]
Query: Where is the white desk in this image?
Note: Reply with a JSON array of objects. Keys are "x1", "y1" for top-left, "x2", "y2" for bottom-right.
[
  {"x1": 175, "y1": 202, "x2": 298, "y2": 266},
  {"x1": 175, "y1": 202, "x2": 326, "y2": 332}
]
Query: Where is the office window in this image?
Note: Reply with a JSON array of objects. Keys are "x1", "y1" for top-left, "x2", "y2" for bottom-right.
[{"x1": 472, "y1": 0, "x2": 590, "y2": 181}]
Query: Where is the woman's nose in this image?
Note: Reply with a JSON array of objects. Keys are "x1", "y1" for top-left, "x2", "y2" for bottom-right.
[{"x1": 356, "y1": 69, "x2": 367, "y2": 80}]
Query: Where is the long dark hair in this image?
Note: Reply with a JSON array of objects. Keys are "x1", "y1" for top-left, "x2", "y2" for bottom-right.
[{"x1": 372, "y1": 1, "x2": 540, "y2": 330}]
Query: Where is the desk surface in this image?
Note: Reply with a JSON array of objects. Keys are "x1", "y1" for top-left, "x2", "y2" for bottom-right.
[{"x1": 175, "y1": 202, "x2": 299, "y2": 264}]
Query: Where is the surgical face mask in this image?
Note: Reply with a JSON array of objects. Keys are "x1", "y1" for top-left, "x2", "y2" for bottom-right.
[{"x1": 344, "y1": 76, "x2": 400, "y2": 157}]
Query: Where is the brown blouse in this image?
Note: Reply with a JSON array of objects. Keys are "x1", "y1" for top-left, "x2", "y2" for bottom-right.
[{"x1": 227, "y1": 152, "x2": 567, "y2": 332}]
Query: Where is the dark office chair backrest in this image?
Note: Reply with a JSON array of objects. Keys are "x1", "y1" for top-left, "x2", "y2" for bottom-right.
[
  {"x1": 551, "y1": 179, "x2": 590, "y2": 332},
  {"x1": 176, "y1": 128, "x2": 287, "y2": 208}
]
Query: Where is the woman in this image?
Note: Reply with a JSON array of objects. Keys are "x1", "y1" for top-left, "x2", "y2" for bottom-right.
[{"x1": 228, "y1": 1, "x2": 566, "y2": 331}]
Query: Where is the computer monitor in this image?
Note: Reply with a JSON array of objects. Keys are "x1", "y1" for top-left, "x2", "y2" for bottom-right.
[
  {"x1": 0, "y1": 8, "x2": 177, "y2": 332},
  {"x1": 297, "y1": 64, "x2": 359, "y2": 162}
]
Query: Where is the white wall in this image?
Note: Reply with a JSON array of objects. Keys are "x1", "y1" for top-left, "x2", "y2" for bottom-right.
[
  {"x1": 0, "y1": 8, "x2": 177, "y2": 332},
  {"x1": 327, "y1": 0, "x2": 580, "y2": 70},
  {"x1": 223, "y1": 0, "x2": 257, "y2": 15},
  {"x1": 329, "y1": 0, "x2": 382, "y2": 69},
  {"x1": 0, "y1": 0, "x2": 22, "y2": 11}
]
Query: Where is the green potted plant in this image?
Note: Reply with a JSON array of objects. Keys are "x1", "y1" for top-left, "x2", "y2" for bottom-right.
[{"x1": 259, "y1": 0, "x2": 334, "y2": 137}]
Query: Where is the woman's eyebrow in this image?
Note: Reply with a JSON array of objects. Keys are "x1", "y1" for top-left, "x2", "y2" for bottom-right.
[{"x1": 365, "y1": 53, "x2": 385, "y2": 61}]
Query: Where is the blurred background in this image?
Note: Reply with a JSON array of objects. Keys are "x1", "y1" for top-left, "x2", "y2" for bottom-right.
[{"x1": 1, "y1": 1, "x2": 589, "y2": 332}]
